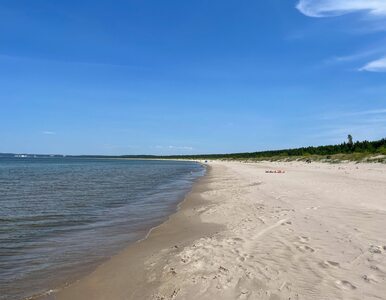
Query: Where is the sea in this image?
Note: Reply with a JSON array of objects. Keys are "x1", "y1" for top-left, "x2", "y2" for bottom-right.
[{"x1": 0, "y1": 157, "x2": 205, "y2": 300}]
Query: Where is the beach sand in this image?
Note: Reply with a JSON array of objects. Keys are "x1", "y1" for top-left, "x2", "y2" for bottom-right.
[{"x1": 51, "y1": 161, "x2": 386, "y2": 300}]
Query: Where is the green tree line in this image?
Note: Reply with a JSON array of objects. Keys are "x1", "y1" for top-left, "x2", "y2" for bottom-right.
[{"x1": 151, "y1": 137, "x2": 386, "y2": 160}]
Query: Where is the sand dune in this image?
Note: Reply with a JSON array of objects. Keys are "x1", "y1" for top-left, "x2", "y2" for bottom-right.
[{"x1": 54, "y1": 161, "x2": 386, "y2": 300}]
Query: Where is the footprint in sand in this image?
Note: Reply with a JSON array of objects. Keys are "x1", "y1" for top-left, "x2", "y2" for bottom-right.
[
  {"x1": 362, "y1": 274, "x2": 379, "y2": 283},
  {"x1": 319, "y1": 260, "x2": 340, "y2": 268},
  {"x1": 233, "y1": 237, "x2": 244, "y2": 242},
  {"x1": 255, "y1": 216, "x2": 266, "y2": 224},
  {"x1": 248, "y1": 182, "x2": 261, "y2": 187},
  {"x1": 306, "y1": 206, "x2": 320, "y2": 210},
  {"x1": 296, "y1": 245, "x2": 315, "y2": 253},
  {"x1": 237, "y1": 253, "x2": 249, "y2": 262},
  {"x1": 336, "y1": 280, "x2": 356, "y2": 290},
  {"x1": 281, "y1": 220, "x2": 292, "y2": 226},
  {"x1": 255, "y1": 205, "x2": 265, "y2": 210},
  {"x1": 327, "y1": 260, "x2": 340, "y2": 267},
  {"x1": 237, "y1": 290, "x2": 250, "y2": 299},
  {"x1": 298, "y1": 236, "x2": 310, "y2": 243},
  {"x1": 369, "y1": 245, "x2": 384, "y2": 254}
]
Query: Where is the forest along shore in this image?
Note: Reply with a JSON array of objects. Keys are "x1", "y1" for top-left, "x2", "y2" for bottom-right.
[{"x1": 52, "y1": 160, "x2": 386, "y2": 300}]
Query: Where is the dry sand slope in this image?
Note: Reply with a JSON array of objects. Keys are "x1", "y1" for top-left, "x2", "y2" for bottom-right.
[{"x1": 149, "y1": 161, "x2": 386, "y2": 300}]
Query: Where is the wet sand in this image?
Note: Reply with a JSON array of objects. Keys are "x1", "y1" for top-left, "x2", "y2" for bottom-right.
[
  {"x1": 46, "y1": 165, "x2": 221, "y2": 300},
  {"x1": 51, "y1": 161, "x2": 386, "y2": 299}
]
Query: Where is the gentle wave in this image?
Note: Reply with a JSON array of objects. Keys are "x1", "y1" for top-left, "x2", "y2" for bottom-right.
[{"x1": 0, "y1": 158, "x2": 204, "y2": 300}]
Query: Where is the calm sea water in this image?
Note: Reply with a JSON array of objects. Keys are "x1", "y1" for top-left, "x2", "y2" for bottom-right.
[{"x1": 0, "y1": 157, "x2": 204, "y2": 300}]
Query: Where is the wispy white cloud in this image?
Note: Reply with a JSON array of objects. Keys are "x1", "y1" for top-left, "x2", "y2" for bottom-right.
[
  {"x1": 296, "y1": 1, "x2": 386, "y2": 72},
  {"x1": 323, "y1": 49, "x2": 386, "y2": 72},
  {"x1": 359, "y1": 56, "x2": 386, "y2": 72},
  {"x1": 321, "y1": 108, "x2": 386, "y2": 120},
  {"x1": 325, "y1": 47, "x2": 386, "y2": 64},
  {"x1": 297, "y1": 0, "x2": 386, "y2": 18},
  {"x1": 42, "y1": 131, "x2": 56, "y2": 135},
  {"x1": 308, "y1": 108, "x2": 386, "y2": 144},
  {"x1": 353, "y1": 108, "x2": 386, "y2": 115},
  {"x1": 308, "y1": 123, "x2": 386, "y2": 144}
]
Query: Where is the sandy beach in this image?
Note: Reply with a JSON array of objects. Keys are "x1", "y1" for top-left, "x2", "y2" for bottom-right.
[{"x1": 51, "y1": 160, "x2": 386, "y2": 300}]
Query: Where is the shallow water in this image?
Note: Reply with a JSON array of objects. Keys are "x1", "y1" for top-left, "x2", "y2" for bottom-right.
[{"x1": 0, "y1": 157, "x2": 204, "y2": 300}]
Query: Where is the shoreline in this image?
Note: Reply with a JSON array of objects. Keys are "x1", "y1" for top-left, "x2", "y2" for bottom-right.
[
  {"x1": 42, "y1": 163, "x2": 220, "y2": 300},
  {"x1": 48, "y1": 160, "x2": 386, "y2": 299},
  {"x1": 20, "y1": 160, "x2": 207, "y2": 300}
]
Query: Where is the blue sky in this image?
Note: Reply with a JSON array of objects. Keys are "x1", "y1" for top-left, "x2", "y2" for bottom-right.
[{"x1": 1, "y1": 0, "x2": 386, "y2": 155}]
